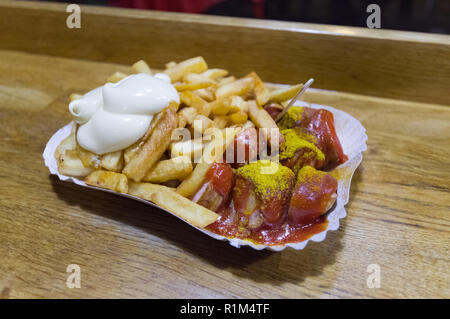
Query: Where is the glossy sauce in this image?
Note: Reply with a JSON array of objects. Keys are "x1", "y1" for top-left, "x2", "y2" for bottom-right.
[
  {"x1": 204, "y1": 106, "x2": 345, "y2": 246},
  {"x1": 288, "y1": 169, "x2": 338, "y2": 225},
  {"x1": 302, "y1": 108, "x2": 348, "y2": 168},
  {"x1": 205, "y1": 165, "x2": 330, "y2": 246},
  {"x1": 206, "y1": 203, "x2": 328, "y2": 246},
  {"x1": 70, "y1": 73, "x2": 179, "y2": 154},
  {"x1": 205, "y1": 163, "x2": 234, "y2": 199}
]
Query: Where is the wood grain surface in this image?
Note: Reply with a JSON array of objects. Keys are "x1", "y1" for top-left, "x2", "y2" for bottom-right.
[
  {"x1": 0, "y1": 1, "x2": 449, "y2": 105},
  {"x1": 0, "y1": 1, "x2": 449, "y2": 299},
  {"x1": 0, "y1": 49, "x2": 448, "y2": 299}
]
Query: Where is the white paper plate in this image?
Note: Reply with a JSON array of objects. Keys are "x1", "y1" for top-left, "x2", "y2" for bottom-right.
[{"x1": 43, "y1": 101, "x2": 367, "y2": 251}]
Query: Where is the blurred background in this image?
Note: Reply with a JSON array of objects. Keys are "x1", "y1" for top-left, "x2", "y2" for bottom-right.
[{"x1": 35, "y1": 0, "x2": 449, "y2": 34}]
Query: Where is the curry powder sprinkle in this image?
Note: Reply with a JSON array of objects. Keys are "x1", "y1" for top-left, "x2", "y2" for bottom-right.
[
  {"x1": 297, "y1": 165, "x2": 331, "y2": 192},
  {"x1": 236, "y1": 160, "x2": 295, "y2": 200},
  {"x1": 278, "y1": 106, "x2": 304, "y2": 130},
  {"x1": 279, "y1": 128, "x2": 325, "y2": 161}
]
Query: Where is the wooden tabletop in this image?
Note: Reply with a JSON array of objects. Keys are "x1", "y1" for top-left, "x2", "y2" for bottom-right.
[{"x1": 0, "y1": 1, "x2": 449, "y2": 299}]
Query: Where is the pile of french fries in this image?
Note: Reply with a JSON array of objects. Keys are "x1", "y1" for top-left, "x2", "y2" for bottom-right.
[{"x1": 55, "y1": 57, "x2": 303, "y2": 228}]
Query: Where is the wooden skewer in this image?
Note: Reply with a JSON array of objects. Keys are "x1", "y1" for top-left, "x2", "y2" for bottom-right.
[{"x1": 275, "y1": 78, "x2": 314, "y2": 122}]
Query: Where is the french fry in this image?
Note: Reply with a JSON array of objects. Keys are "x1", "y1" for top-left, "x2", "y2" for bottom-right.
[
  {"x1": 55, "y1": 132, "x2": 92, "y2": 177},
  {"x1": 229, "y1": 111, "x2": 248, "y2": 125},
  {"x1": 177, "y1": 113, "x2": 187, "y2": 128},
  {"x1": 241, "y1": 120, "x2": 255, "y2": 131},
  {"x1": 57, "y1": 152, "x2": 94, "y2": 177},
  {"x1": 55, "y1": 129, "x2": 77, "y2": 159},
  {"x1": 192, "y1": 88, "x2": 215, "y2": 102},
  {"x1": 122, "y1": 104, "x2": 178, "y2": 182},
  {"x1": 268, "y1": 83, "x2": 303, "y2": 103},
  {"x1": 85, "y1": 170, "x2": 128, "y2": 193},
  {"x1": 179, "y1": 91, "x2": 211, "y2": 116},
  {"x1": 228, "y1": 96, "x2": 248, "y2": 113},
  {"x1": 143, "y1": 156, "x2": 192, "y2": 183},
  {"x1": 178, "y1": 106, "x2": 198, "y2": 125},
  {"x1": 215, "y1": 77, "x2": 254, "y2": 100},
  {"x1": 128, "y1": 182, "x2": 218, "y2": 228},
  {"x1": 165, "y1": 61, "x2": 177, "y2": 69},
  {"x1": 170, "y1": 127, "x2": 190, "y2": 144},
  {"x1": 55, "y1": 129, "x2": 93, "y2": 177},
  {"x1": 201, "y1": 68, "x2": 229, "y2": 80},
  {"x1": 170, "y1": 138, "x2": 204, "y2": 161},
  {"x1": 248, "y1": 100, "x2": 284, "y2": 146},
  {"x1": 177, "y1": 127, "x2": 239, "y2": 197},
  {"x1": 69, "y1": 93, "x2": 82, "y2": 102},
  {"x1": 245, "y1": 72, "x2": 269, "y2": 106},
  {"x1": 107, "y1": 72, "x2": 128, "y2": 83},
  {"x1": 123, "y1": 142, "x2": 140, "y2": 166},
  {"x1": 77, "y1": 146, "x2": 101, "y2": 169},
  {"x1": 212, "y1": 115, "x2": 229, "y2": 129},
  {"x1": 123, "y1": 110, "x2": 166, "y2": 165},
  {"x1": 217, "y1": 76, "x2": 235, "y2": 86},
  {"x1": 209, "y1": 99, "x2": 231, "y2": 116},
  {"x1": 100, "y1": 151, "x2": 123, "y2": 172},
  {"x1": 164, "y1": 56, "x2": 208, "y2": 82},
  {"x1": 175, "y1": 82, "x2": 215, "y2": 92},
  {"x1": 132, "y1": 60, "x2": 152, "y2": 74},
  {"x1": 183, "y1": 73, "x2": 216, "y2": 85},
  {"x1": 193, "y1": 115, "x2": 213, "y2": 134}
]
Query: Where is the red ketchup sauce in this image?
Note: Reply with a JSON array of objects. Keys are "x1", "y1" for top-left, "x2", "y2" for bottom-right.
[
  {"x1": 206, "y1": 203, "x2": 329, "y2": 246},
  {"x1": 205, "y1": 165, "x2": 331, "y2": 246},
  {"x1": 203, "y1": 106, "x2": 347, "y2": 246},
  {"x1": 228, "y1": 127, "x2": 258, "y2": 169},
  {"x1": 288, "y1": 167, "x2": 338, "y2": 225},
  {"x1": 305, "y1": 109, "x2": 348, "y2": 167},
  {"x1": 204, "y1": 162, "x2": 234, "y2": 200}
]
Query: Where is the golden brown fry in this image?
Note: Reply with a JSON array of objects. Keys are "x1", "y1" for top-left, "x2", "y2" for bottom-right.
[
  {"x1": 100, "y1": 151, "x2": 123, "y2": 172},
  {"x1": 217, "y1": 76, "x2": 235, "y2": 86},
  {"x1": 179, "y1": 91, "x2": 210, "y2": 116},
  {"x1": 165, "y1": 61, "x2": 177, "y2": 69},
  {"x1": 175, "y1": 82, "x2": 215, "y2": 92},
  {"x1": 193, "y1": 114, "x2": 213, "y2": 134},
  {"x1": 55, "y1": 128, "x2": 77, "y2": 158},
  {"x1": 178, "y1": 106, "x2": 198, "y2": 125},
  {"x1": 183, "y1": 73, "x2": 216, "y2": 84},
  {"x1": 268, "y1": 83, "x2": 303, "y2": 103},
  {"x1": 122, "y1": 104, "x2": 178, "y2": 182},
  {"x1": 132, "y1": 60, "x2": 152, "y2": 74},
  {"x1": 177, "y1": 113, "x2": 187, "y2": 128},
  {"x1": 77, "y1": 146, "x2": 101, "y2": 169},
  {"x1": 107, "y1": 72, "x2": 128, "y2": 83},
  {"x1": 248, "y1": 100, "x2": 284, "y2": 146},
  {"x1": 69, "y1": 93, "x2": 82, "y2": 102},
  {"x1": 128, "y1": 182, "x2": 218, "y2": 228},
  {"x1": 192, "y1": 87, "x2": 215, "y2": 102},
  {"x1": 58, "y1": 152, "x2": 94, "y2": 177},
  {"x1": 229, "y1": 111, "x2": 248, "y2": 125},
  {"x1": 170, "y1": 138, "x2": 204, "y2": 161},
  {"x1": 228, "y1": 95, "x2": 248, "y2": 113},
  {"x1": 201, "y1": 68, "x2": 229, "y2": 80},
  {"x1": 54, "y1": 129, "x2": 94, "y2": 177},
  {"x1": 176, "y1": 127, "x2": 239, "y2": 197},
  {"x1": 241, "y1": 120, "x2": 255, "y2": 131},
  {"x1": 143, "y1": 156, "x2": 192, "y2": 183},
  {"x1": 209, "y1": 99, "x2": 231, "y2": 116},
  {"x1": 212, "y1": 115, "x2": 229, "y2": 129},
  {"x1": 123, "y1": 109, "x2": 168, "y2": 165},
  {"x1": 85, "y1": 170, "x2": 128, "y2": 193},
  {"x1": 215, "y1": 77, "x2": 254, "y2": 100},
  {"x1": 245, "y1": 72, "x2": 269, "y2": 106},
  {"x1": 163, "y1": 56, "x2": 208, "y2": 82}
]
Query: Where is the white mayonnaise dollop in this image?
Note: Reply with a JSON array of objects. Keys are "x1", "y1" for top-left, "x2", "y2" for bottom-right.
[{"x1": 69, "y1": 73, "x2": 179, "y2": 154}]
